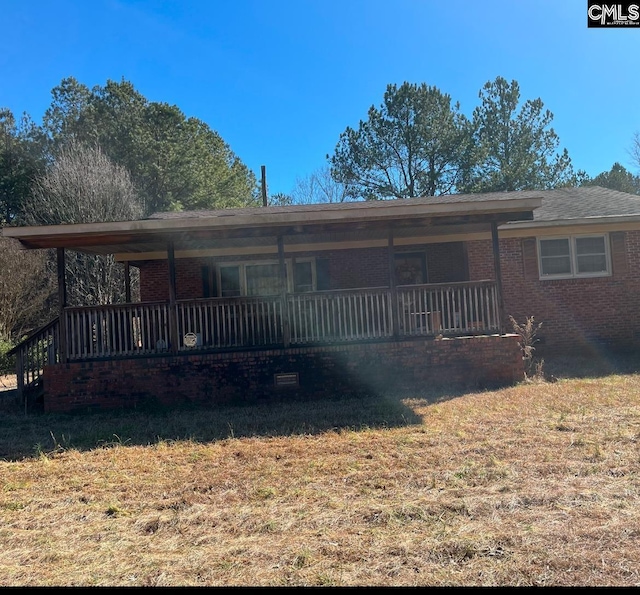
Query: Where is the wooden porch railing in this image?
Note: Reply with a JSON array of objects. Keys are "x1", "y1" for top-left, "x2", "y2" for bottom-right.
[
  {"x1": 65, "y1": 301, "x2": 170, "y2": 359},
  {"x1": 175, "y1": 296, "x2": 283, "y2": 350},
  {"x1": 175, "y1": 289, "x2": 395, "y2": 348},
  {"x1": 397, "y1": 280, "x2": 500, "y2": 336},
  {"x1": 9, "y1": 317, "x2": 61, "y2": 401},
  {"x1": 288, "y1": 287, "x2": 392, "y2": 343},
  {"x1": 10, "y1": 282, "x2": 501, "y2": 390}
]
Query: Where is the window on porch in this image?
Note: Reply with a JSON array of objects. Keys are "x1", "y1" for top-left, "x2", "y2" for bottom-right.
[
  {"x1": 293, "y1": 260, "x2": 314, "y2": 293},
  {"x1": 245, "y1": 264, "x2": 280, "y2": 296},
  {"x1": 394, "y1": 252, "x2": 427, "y2": 285},
  {"x1": 393, "y1": 243, "x2": 468, "y2": 286},
  {"x1": 220, "y1": 265, "x2": 242, "y2": 297},
  {"x1": 204, "y1": 259, "x2": 317, "y2": 298}
]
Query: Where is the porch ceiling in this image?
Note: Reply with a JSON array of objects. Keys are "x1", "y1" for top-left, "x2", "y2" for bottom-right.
[{"x1": 3, "y1": 194, "x2": 541, "y2": 257}]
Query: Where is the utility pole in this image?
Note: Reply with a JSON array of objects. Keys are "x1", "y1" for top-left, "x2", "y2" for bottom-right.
[{"x1": 261, "y1": 165, "x2": 268, "y2": 206}]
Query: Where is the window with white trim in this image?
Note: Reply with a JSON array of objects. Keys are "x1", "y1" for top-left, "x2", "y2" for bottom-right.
[
  {"x1": 245, "y1": 263, "x2": 280, "y2": 296},
  {"x1": 538, "y1": 235, "x2": 610, "y2": 278},
  {"x1": 216, "y1": 258, "x2": 316, "y2": 297}
]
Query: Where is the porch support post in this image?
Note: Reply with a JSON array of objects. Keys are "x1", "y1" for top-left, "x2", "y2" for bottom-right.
[
  {"x1": 56, "y1": 247, "x2": 68, "y2": 363},
  {"x1": 278, "y1": 235, "x2": 290, "y2": 348},
  {"x1": 387, "y1": 228, "x2": 399, "y2": 338},
  {"x1": 491, "y1": 221, "x2": 505, "y2": 334},
  {"x1": 167, "y1": 241, "x2": 179, "y2": 354},
  {"x1": 124, "y1": 261, "x2": 131, "y2": 303}
]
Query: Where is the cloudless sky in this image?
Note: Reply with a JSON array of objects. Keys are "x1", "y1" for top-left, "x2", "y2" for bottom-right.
[{"x1": 1, "y1": 0, "x2": 639, "y2": 196}]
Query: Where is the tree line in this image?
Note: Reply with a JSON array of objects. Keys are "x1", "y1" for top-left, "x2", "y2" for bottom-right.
[
  {"x1": 1, "y1": 75, "x2": 639, "y2": 360},
  {"x1": 327, "y1": 77, "x2": 640, "y2": 200},
  {"x1": 0, "y1": 77, "x2": 259, "y2": 228}
]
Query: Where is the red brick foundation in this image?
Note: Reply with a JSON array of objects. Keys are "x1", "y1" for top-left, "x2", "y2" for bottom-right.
[{"x1": 43, "y1": 335, "x2": 524, "y2": 413}]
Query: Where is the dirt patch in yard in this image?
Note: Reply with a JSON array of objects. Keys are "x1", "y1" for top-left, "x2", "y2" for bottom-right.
[{"x1": 0, "y1": 374, "x2": 17, "y2": 391}]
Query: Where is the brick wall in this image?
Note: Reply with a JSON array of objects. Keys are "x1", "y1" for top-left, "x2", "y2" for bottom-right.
[
  {"x1": 465, "y1": 232, "x2": 640, "y2": 353},
  {"x1": 466, "y1": 239, "x2": 495, "y2": 281},
  {"x1": 319, "y1": 247, "x2": 389, "y2": 289},
  {"x1": 426, "y1": 242, "x2": 467, "y2": 282},
  {"x1": 139, "y1": 258, "x2": 205, "y2": 302},
  {"x1": 43, "y1": 335, "x2": 523, "y2": 413},
  {"x1": 497, "y1": 234, "x2": 640, "y2": 353}
]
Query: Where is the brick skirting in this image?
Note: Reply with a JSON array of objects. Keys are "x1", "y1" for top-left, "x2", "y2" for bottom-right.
[{"x1": 43, "y1": 334, "x2": 524, "y2": 413}]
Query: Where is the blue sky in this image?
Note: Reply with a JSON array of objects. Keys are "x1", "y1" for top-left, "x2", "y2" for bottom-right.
[{"x1": 1, "y1": 0, "x2": 639, "y2": 196}]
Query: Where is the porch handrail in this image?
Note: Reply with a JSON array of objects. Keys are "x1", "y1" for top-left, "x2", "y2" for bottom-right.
[
  {"x1": 175, "y1": 296, "x2": 283, "y2": 350},
  {"x1": 8, "y1": 316, "x2": 61, "y2": 400},
  {"x1": 287, "y1": 287, "x2": 392, "y2": 344},
  {"x1": 65, "y1": 301, "x2": 171, "y2": 360},
  {"x1": 48, "y1": 280, "x2": 501, "y2": 362},
  {"x1": 397, "y1": 280, "x2": 500, "y2": 336}
]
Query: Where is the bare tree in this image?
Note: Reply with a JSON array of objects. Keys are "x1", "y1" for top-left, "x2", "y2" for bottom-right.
[
  {"x1": 291, "y1": 166, "x2": 353, "y2": 204},
  {"x1": 630, "y1": 132, "x2": 640, "y2": 174},
  {"x1": 25, "y1": 140, "x2": 143, "y2": 225},
  {"x1": 0, "y1": 237, "x2": 53, "y2": 341},
  {"x1": 23, "y1": 141, "x2": 143, "y2": 306}
]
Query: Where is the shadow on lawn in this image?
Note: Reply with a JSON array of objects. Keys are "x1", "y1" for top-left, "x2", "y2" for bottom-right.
[
  {"x1": 0, "y1": 385, "x2": 474, "y2": 462},
  {"x1": 0, "y1": 344, "x2": 506, "y2": 461},
  {"x1": 3, "y1": 349, "x2": 639, "y2": 462},
  {"x1": 539, "y1": 349, "x2": 640, "y2": 380}
]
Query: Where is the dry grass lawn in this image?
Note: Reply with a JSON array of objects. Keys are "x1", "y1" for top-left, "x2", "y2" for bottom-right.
[{"x1": 1, "y1": 353, "x2": 639, "y2": 586}]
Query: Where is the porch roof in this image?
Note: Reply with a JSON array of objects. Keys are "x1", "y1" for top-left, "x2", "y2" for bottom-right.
[{"x1": 3, "y1": 191, "x2": 541, "y2": 256}]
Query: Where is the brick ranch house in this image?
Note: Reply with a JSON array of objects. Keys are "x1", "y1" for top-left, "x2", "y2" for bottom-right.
[{"x1": 4, "y1": 186, "x2": 640, "y2": 412}]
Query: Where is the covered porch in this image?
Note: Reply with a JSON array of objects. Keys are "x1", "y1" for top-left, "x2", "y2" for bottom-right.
[{"x1": 4, "y1": 193, "x2": 541, "y2": 411}]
